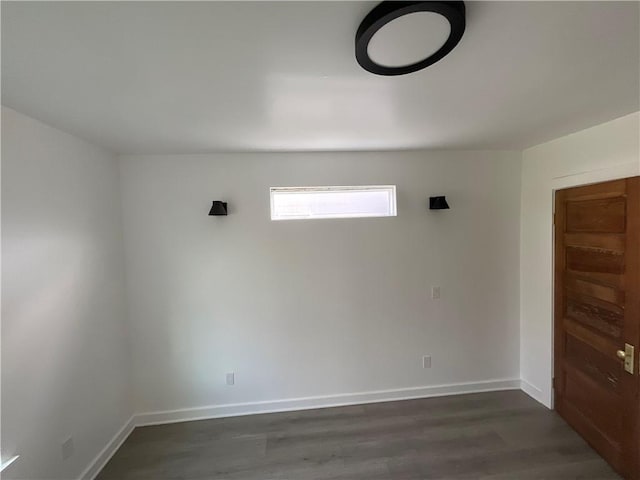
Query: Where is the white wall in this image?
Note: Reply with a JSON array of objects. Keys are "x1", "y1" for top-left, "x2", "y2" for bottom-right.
[
  {"x1": 119, "y1": 151, "x2": 522, "y2": 416},
  {"x1": 1, "y1": 107, "x2": 133, "y2": 479},
  {"x1": 520, "y1": 112, "x2": 640, "y2": 408}
]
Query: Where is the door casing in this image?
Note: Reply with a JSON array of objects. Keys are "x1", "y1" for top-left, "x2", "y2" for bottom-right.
[{"x1": 552, "y1": 176, "x2": 640, "y2": 479}]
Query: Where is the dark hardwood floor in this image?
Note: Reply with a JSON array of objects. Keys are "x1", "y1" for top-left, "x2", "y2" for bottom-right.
[{"x1": 97, "y1": 390, "x2": 620, "y2": 479}]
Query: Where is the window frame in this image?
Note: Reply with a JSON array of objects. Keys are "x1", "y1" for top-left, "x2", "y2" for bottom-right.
[{"x1": 269, "y1": 185, "x2": 397, "y2": 221}]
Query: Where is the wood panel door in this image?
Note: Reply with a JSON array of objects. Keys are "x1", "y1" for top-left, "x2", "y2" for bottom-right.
[{"x1": 554, "y1": 176, "x2": 640, "y2": 479}]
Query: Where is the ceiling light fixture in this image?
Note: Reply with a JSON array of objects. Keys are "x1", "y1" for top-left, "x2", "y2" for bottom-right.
[{"x1": 356, "y1": 1, "x2": 466, "y2": 76}]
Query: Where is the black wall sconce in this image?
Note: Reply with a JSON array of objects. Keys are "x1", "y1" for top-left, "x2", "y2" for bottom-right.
[
  {"x1": 429, "y1": 196, "x2": 450, "y2": 210},
  {"x1": 208, "y1": 201, "x2": 228, "y2": 216}
]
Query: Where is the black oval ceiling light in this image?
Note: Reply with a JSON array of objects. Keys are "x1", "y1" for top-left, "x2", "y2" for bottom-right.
[{"x1": 356, "y1": 1, "x2": 466, "y2": 76}]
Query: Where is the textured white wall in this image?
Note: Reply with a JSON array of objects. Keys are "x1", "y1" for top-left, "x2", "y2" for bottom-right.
[
  {"x1": 118, "y1": 151, "x2": 522, "y2": 414},
  {"x1": 1, "y1": 107, "x2": 133, "y2": 479},
  {"x1": 520, "y1": 112, "x2": 640, "y2": 407}
]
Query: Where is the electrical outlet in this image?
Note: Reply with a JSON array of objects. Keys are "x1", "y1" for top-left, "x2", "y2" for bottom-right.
[
  {"x1": 422, "y1": 355, "x2": 432, "y2": 368},
  {"x1": 61, "y1": 437, "x2": 74, "y2": 460},
  {"x1": 431, "y1": 286, "x2": 441, "y2": 299},
  {"x1": 226, "y1": 372, "x2": 235, "y2": 386}
]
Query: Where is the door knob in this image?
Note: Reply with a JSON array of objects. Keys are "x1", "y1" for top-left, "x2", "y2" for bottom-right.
[{"x1": 617, "y1": 344, "x2": 635, "y2": 374}]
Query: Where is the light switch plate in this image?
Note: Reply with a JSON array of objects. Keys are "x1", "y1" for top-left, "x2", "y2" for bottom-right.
[{"x1": 423, "y1": 355, "x2": 432, "y2": 368}]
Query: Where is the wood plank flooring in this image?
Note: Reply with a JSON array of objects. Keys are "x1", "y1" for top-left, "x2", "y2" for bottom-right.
[{"x1": 97, "y1": 391, "x2": 620, "y2": 479}]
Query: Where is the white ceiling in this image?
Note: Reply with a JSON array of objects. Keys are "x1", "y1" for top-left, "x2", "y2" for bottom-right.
[{"x1": 2, "y1": 1, "x2": 638, "y2": 154}]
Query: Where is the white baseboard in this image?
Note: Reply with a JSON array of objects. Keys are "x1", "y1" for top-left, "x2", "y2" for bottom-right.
[
  {"x1": 0, "y1": 456, "x2": 20, "y2": 473},
  {"x1": 81, "y1": 379, "x2": 523, "y2": 478},
  {"x1": 135, "y1": 378, "x2": 521, "y2": 427},
  {"x1": 520, "y1": 378, "x2": 548, "y2": 407},
  {"x1": 80, "y1": 415, "x2": 135, "y2": 480}
]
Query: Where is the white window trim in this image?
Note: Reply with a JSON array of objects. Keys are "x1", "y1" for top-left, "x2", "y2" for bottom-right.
[{"x1": 270, "y1": 185, "x2": 397, "y2": 221}]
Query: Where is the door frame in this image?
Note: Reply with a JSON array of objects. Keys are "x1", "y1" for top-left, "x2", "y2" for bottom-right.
[
  {"x1": 551, "y1": 172, "x2": 640, "y2": 478},
  {"x1": 549, "y1": 162, "x2": 639, "y2": 409}
]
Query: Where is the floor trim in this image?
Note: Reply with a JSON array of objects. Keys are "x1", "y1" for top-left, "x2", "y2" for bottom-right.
[
  {"x1": 0, "y1": 456, "x2": 20, "y2": 473},
  {"x1": 520, "y1": 378, "x2": 546, "y2": 406},
  {"x1": 81, "y1": 415, "x2": 135, "y2": 480},
  {"x1": 134, "y1": 378, "x2": 521, "y2": 427}
]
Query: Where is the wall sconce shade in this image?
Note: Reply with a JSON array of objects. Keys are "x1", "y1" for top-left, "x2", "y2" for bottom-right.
[
  {"x1": 208, "y1": 201, "x2": 228, "y2": 216},
  {"x1": 429, "y1": 196, "x2": 450, "y2": 210}
]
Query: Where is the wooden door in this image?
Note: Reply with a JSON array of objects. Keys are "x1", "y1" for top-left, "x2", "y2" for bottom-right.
[{"x1": 554, "y1": 176, "x2": 640, "y2": 479}]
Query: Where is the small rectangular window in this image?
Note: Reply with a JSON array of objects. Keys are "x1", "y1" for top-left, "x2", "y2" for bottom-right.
[{"x1": 270, "y1": 185, "x2": 397, "y2": 221}]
